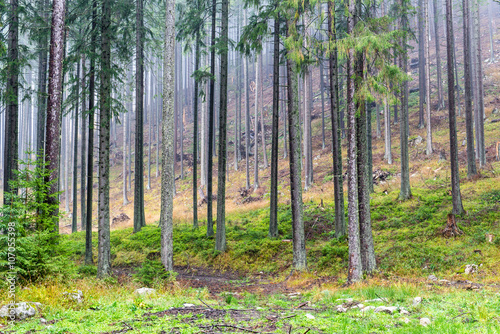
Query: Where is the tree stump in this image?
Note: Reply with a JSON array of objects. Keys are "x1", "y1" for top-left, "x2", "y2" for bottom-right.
[{"x1": 442, "y1": 213, "x2": 463, "y2": 237}]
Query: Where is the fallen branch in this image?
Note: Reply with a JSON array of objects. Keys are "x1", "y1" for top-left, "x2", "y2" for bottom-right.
[
  {"x1": 198, "y1": 298, "x2": 214, "y2": 310},
  {"x1": 214, "y1": 324, "x2": 266, "y2": 333}
]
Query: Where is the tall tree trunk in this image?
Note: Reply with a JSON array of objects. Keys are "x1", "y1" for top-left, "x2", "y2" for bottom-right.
[
  {"x1": 328, "y1": 0, "x2": 346, "y2": 238},
  {"x1": 81, "y1": 56, "x2": 87, "y2": 230},
  {"x1": 207, "y1": 0, "x2": 216, "y2": 236},
  {"x1": 85, "y1": 0, "x2": 97, "y2": 265},
  {"x1": 475, "y1": 0, "x2": 485, "y2": 168},
  {"x1": 488, "y1": 0, "x2": 495, "y2": 62},
  {"x1": 72, "y1": 58, "x2": 81, "y2": 233},
  {"x1": 44, "y1": 0, "x2": 66, "y2": 231},
  {"x1": 98, "y1": 0, "x2": 112, "y2": 278},
  {"x1": 134, "y1": 0, "x2": 146, "y2": 232},
  {"x1": 384, "y1": 97, "x2": 392, "y2": 164},
  {"x1": 418, "y1": 0, "x2": 426, "y2": 129},
  {"x1": 215, "y1": 0, "x2": 229, "y2": 252},
  {"x1": 303, "y1": 13, "x2": 312, "y2": 191},
  {"x1": 192, "y1": 33, "x2": 201, "y2": 229},
  {"x1": 346, "y1": 0, "x2": 361, "y2": 283},
  {"x1": 433, "y1": 0, "x2": 444, "y2": 109},
  {"x1": 462, "y1": 0, "x2": 478, "y2": 178},
  {"x1": 36, "y1": 0, "x2": 49, "y2": 157},
  {"x1": 160, "y1": 0, "x2": 175, "y2": 271},
  {"x1": 244, "y1": 12, "x2": 251, "y2": 190},
  {"x1": 399, "y1": 0, "x2": 412, "y2": 201},
  {"x1": 269, "y1": 12, "x2": 280, "y2": 239},
  {"x1": 4, "y1": 0, "x2": 19, "y2": 205},
  {"x1": 260, "y1": 52, "x2": 268, "y2": 169},
  {"x1": 285, "y1": 9, "x2": 306, "y2": 271},
  {"x1": 147, "y1": 69, "x2": 152, "y2": 190},
  {"x1": 425, "y1": 0, "x2": 433, "y2": 155},
  {"x1": 446, "y1": 0, "x2": 465, "y2": 215},
  {"x1": 253, "y1": 53, "x2": 260, "y2": 190}
]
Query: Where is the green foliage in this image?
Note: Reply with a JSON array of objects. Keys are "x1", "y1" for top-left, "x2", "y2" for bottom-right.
[
  {"x1": 0, "y1": 154, "x2": 62, "y2": 282},
  {"x1": 134, "y1": 259, "x2": 177, "y2": 287}
]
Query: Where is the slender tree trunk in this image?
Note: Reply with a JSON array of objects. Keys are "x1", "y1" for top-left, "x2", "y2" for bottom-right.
[
  {"x1": 215, "y1": 0, "x2": 229, "y2": 252},
  {"x1": 207, "y1": 0, "x2": 216, "y2": 236},
  {"x1": 418, "y1": 0, "x2": 426, "y2": 129},
  {"x1": 399, "y1": 0, "x2": 412, "y2": 201},
  {"x1": 160, "y1": 0, "x2": 175, "y2": 271},
  {"x1": 4, "y1": 0, "x2": 19, "y2": 205},
  {"x1": 134, "y1": 0, "x2": 146, "y2": 232},
  {"x1": 244, "y1": 12, "x2": 251, "y2": 190},
  {"x1": 446, "y1": 0, "x2": 465, "y2": 215},
  {"x1": 328, "y1": 0, "x2": 346, "y2": 238},
  {"x1": 147, "y1": 69, "x2": 152, "y2": 190},
  {"x1": 303, "y1": 14, "x2": 311, "y2": 191},
  {"x1": 320, "y1": 58, "x2": 326, "y2": 149},
  {"x1": 384, "y1": 97, "x2": 392, "y2": 164},
  {"x1": 475, "y1": 0, "x2": 485, "y2": 168},
  {"x1": 180, "y1": 53, "x2": 184, "y2": 180},
  {"x1": 285, "y1": 9, "x2": 306, "y2": 271},
  {"x1": 192, "y1": 33, "x2": 201, "y2": 229},
  {"x1": 260, "y1": 53, "x2": 268, "y2": 169},
  {"x1": 433, "y1": 0, "x2": 444, "y2": 109},
  {"x1": 36, "y1": 0, "x2": 49, "y2": 157},
  {"x1": 85, "y1": 1, "x2": 97, "y2": 265},
  {"x1": 269, "y1": 12, "x2": 280, "y2": 239},
  {"x1": 425, "y1": 0, "x2": 433, "y2": 155},
  {"x1": 488, "y1": 0, "x2": 495, "y2": 62},
  {"x1": 254, "y1": 53, "x2": 260, "y2": 190},
  {"x1": 97, "y1": 0, "x2": 112, "y2": 278},
  {"x1": 81, "y1": 56, "x2": 87, "y2": 230},
  {"x1": 72, "y1": 58, "x2": 81, "y2": 233},
  {"x1": 462, "y1": 0, "x2": 478, "y2": 178}
]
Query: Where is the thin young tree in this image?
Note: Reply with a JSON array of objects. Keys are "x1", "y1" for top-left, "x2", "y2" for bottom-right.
[
  {"x1": 433, "y1": 0, "x2": 444, "y2": 109},
  {"x1": 72, "y1": 58, "x2": 81, "y2": 233},
  {"x1": 425, "y1": 0, "x2": 433, "y2": 155}
]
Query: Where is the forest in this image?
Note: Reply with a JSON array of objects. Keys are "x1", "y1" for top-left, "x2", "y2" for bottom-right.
[{"x1": 1, "y1": 0, "x2": 500, "y2": 332}]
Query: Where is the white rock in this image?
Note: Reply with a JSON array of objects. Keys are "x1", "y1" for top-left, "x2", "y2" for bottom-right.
[
  {"x1": 439, "y1": 279, "x2": 450, "y2": 284},
  {"x1": 374, "y1": 306, "x2": 398, "y2": 314},
  {"x1": 63, "y1": 290, "x2": 83, "y2": 303},
  {"x1": 40, "y1": 318, "x2": 47, "y2": 324},
  {"x1": 364, "y1": 298, "x2": 384, "y2": 303},
  {"x1": 0, "y1": 302, "x2": 41, "y2": 320},
  {"x1": 415, "y1": 136, "x2": 423, "y2": 145},
  {"x1": 305, "y1": 313, "x2": 315, "y2": 319},
  {"x1": 428, "y1": 275, "x2": 438, "y2": 281},
  {"x1": 403, "y1": 317, "x2": 411, "y2": 324},
  {"x1": 420, "y1": 318, "x2": 431, "y2": 326},
  {"x1": 134, "y1": 288, "x2": 156, "y2": 297},
  {"x1": 465, "y1": 264, "x2": 478, "y2": 275},
  {"x1": 400, "y1": 309, "x2": 410, "y2": 315},
  {"x1": 183, "y1": 303, "x2": 195, "y2": 308},
  {"x1": 361, "y1": 306, "x2": 376, "y2": 313},
  {"x1": 336, "y1": 298, "x2": 353, "y2": 303},
  {"x1": 335, "y1": 305, "x2": 348, "y2": 313},
  {"x1": 413, "y1": 297, "x2": 422, "y2": 306}
]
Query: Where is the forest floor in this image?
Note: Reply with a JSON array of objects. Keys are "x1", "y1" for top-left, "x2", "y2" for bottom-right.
[{"x1": 3, "y1": 10, "x2": 500, "y2": 334}]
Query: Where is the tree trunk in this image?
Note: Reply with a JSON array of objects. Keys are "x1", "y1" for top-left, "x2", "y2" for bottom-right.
[
  {"x1": 72, "y1": 57, "x2": 81, "y2": 233},
  {"x1": 85, "y1": 0, "x2": 97, "y2": 265},
  {"x1": 81, "y1": 55, "x2": 87, "y2": 230},
  {"x1": 303, "y1": 14, "x2": 312, "y2": 191},
  {"x1": 97, "y1": 0, "x2": 112, "y2": 278},
  {"x1": 4, "y1": 0, "x2": 19, "y2": 205},
  {"x1": 147, "y1": 69, "x2": 152, "y2": 190},
  {"x1": 425, "y1": 0, "x2": 433, "y2": 155},
  {"x1": 160, "y1": 0, "x2": 175, "y2": 271},
  {"x1": 254, "y1": 53, "x2": 260, "y2": 190},
  {"x1": 488, "y1": 0, "x2": 495, "y2": 62},
  {"x1": 269, "y1": 12, "x2": 280, "y2": 239},
  {"x1": 462, "y1": 0, "x2": 478, "y2": 178},
  {"x1": 384, "y1": 97, "x2": 392, "y2": 164},
  {"x1": 328, "y1": 0, "x2": 346, "y2": 238},
  {"x1": 418, "y1": 0, "x2": 426, "y2": 129},
  {"x1": 399, "y1": 0, "x2": 412, "y2": 201},
  {"x1": 207, "y1": 0, "x2": 216, "y2": 236},
  {"x1": 475, "y1": 0, "x2": 485, "y2": 168},
  {"x1": 446, "y1": 0, "x2": 465, "y2": 215},
  {"x1": 244, "y1": 12, "x2": 251, "y2": 191},
  {"x1": 215, "y1": 0, "x2": 229, "y2": 252},
  {"x1": 36, "y1": 0, "x2": 49, "y2": 157},
  {"x1": 134, "y1": 0, "x2": 146, "y2": 232},
  {"x1": 192, "y1": 33, "x2": 201, "y2": 229},
  {"x1": 260, "y1": 50, "x2": 268, "y2": 169},
  {"x1": 286, "y1": 9, "x2": 306, "y2": 271},
  {"x1": 433, "y1": 0, "x2": 444, "y2": 109}
]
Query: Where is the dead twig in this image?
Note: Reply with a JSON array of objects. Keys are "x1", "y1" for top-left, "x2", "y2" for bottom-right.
[
  {"x1": 303, "y1": 329, "x2": 311, "y2": 334},
  {"x1": 198, "y1": 298, "x2": 214, "y2": 310},
  {"x1": 450, "y1": 312, "x2": 470, "y2": 320},
  {"x1": 295, "y1": 302, "x2": 308, "y2": 309},
  {"x1": 214, "y1": 324, "x2": 266, "y2": 333}
]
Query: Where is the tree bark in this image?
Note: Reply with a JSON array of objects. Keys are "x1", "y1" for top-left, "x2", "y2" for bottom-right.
[
  {"x1": 192, "y1": 32, "x2": 201, "y2": 229},
  {"x1": 446, "y1": 0, "x2": 465, "y2": 215},
  {"x1": 72, "y1": 58, "x2": 81, "y2": 233},
  {"x1": 207, "y1": 0, "x2": 216, "y2": 236},
  {"x1": 160, "y1": 0, "x2": 175, "y2": 271},
  {"x1": 475, "y1": 0, "x2": 485, "y2": 168},
  {"x1": 418, "y1": 0, "x2": 426, "y2": 129},
  {"x1": 81, "y1": 55, "x2": 87, "y2": 230},
  {"x1": 36, "y1": 0, "x2": 49, "y2": 157},
  {"x1": 254, "y1": 53, "x2": 260, "y2": 190},
  {"x1": 433, "y1": 0, "x2": 444, "y2": 109},
  {"x1": 215, "y1": 0, "x2": 229, "y2": 252},
  {"x1": 425, "y1": 0, "x2": 433, "y2": 155},
  {"x1": 384, "y1": 97, "x2": 392, "y2": 164}
]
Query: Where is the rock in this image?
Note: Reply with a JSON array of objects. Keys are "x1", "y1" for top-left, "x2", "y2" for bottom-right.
[
  {"x1": 413, "y1": 297, "x2": 422, "y2": 306},
  {"x1": 401, "y1": 309, "x2": 410, "y2": 315},
  {"x1": 336, "y1": 298, "x2": 353, "y2": 303},
  {"x1": 361, "y1": 306, "x2": 376, "y2": 313},
  {"x1": 305, "y1": 313, "x2": 315, "y2": 319},
  {"x1": 134, "y1": 288, "x2": 156, "y2": 297},
  {"x1": 63, "y1": 290, "x2": 83, "y2": 303},
  {"x1": 492, "y1": 108, "x2": 499, "y2": 114},
  {"x1": 40, "y1": 318, "x2": 47, "y2": 324},
  {"x1": 462, "y1": 139, "x2": 466, "y2": 146},
  {"x1": 403, "y1": 317, "x2": 411, "y2": 324},
  {"x1": 364, "y1": 298, "x2": 386, "y2": 303},
  {"x1": 439, "y1": 279, "x2": 450, "y2": 284},
  {"x1": 374, "y1": 306, "x2": 398, "y2": 314},
  {"x1": 183, "y1": 303, "x2": 195, "y2": 308},
  {"x1": 428, "y1": 274, "x2": 438, "y2": 281},
  {"x1": 420, "y1": 318, "x2": 431, "y2": 326},
  {"x1": 112, "y1": 213, "x2": 130, "y2": 225},
  {"x1": 415, "y1": 136, "x2": 423, "y2": 145},
  {"x1": 0, "y1": 302, "x2": 42, "y2": 320},
  {"x1": 335, "y1": 305, "x2": 348, "y2": 313},
  {"x1": 465, "y1": 264, "x2": 478, "y2": 275}
]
